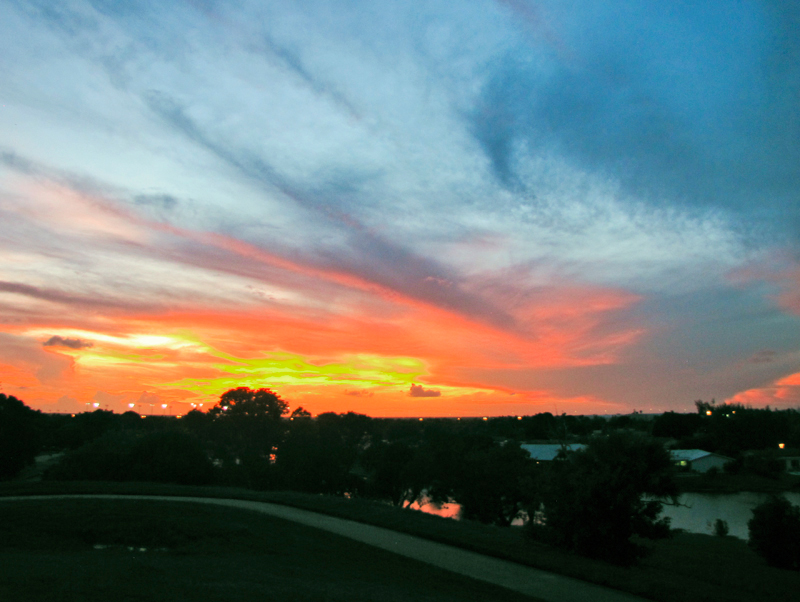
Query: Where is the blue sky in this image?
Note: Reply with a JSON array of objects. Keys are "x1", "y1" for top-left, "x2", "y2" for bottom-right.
[{"x1": 1, "y1": 0, "x2": 798, "y2": 415}]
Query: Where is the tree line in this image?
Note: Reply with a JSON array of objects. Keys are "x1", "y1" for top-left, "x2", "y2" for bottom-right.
[{"x1": 2, "y1": 390, "x2": 799, "y2": 567}]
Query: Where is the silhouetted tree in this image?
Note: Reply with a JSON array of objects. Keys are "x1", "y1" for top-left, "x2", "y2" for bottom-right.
[
  {"x1": 748, "y1": 495, "x2": 800, "y2": 570},
  {"x1": 208, "y1": 387, "x2": 288, "y2": 421},
  {"x1": 290, "y1": 406, "x2": 312, "y2": 418},
  {"x1": 45, "y1": 429, "x2": 214, "y2": 485},
  {"x1": 455, "y1": 440, "x2": 535, "y2": 526},
  {"x1": 361, "y1": 440, "x2": 416, "y2": 505},
  {"x1": 0, "y1": 394, "x2": 43, "y2": 480},
  {"x1": 206, "y1": 387, "x2": 289, "y2": 488},
  {"x1": 532, "y1": 432, "x2": 677, "y2": 564}
]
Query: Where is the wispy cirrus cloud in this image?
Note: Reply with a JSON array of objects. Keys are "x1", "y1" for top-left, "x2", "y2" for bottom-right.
[{"x1": 1, "y1": 0, "x2": 798, "y2": 415}]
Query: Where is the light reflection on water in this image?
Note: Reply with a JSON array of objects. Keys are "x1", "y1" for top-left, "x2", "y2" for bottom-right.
[
  {"x1": 404, "y1": 497, "x2": 462, "y2": 519},
  {"x1": 660, "y1": 491, "x2": 800, "y2": 540},
  {"x1": 405, "y1": 492, "x2": 800, "y2": 539}
]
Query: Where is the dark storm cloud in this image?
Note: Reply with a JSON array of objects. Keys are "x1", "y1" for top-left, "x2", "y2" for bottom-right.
[
  {"x1": 409, "y1": 384, "x2": 441, "y2": 398},
  {"x1": 43, "y1": 336, "x2": 94, "y2": 349}
]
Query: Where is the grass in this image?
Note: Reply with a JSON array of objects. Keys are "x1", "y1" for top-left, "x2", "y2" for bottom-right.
[
  {"x1": 0, "y1": 497, "x2": 538, "y2": 602},
  {"x1": 3, "y1": 481, "x2": 800, "y2": 602}
]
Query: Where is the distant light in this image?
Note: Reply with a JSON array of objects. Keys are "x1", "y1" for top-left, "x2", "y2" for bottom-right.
[
  {"x1": 93, "y1": 402, "x2": 100, "y2": 408},
  {"x1": 779, "y1": 443, "x2": 785, "y2": 449},
  {"x1": 161, "y1": 403, "x2": 167, "y2": 409},
  {"x1": 176, "y1": 415, "x2": 182, "y2": 419},
  {"x1": 419, "y1": 418, "x2": 423, "y2": 421},
  {"x1": 71, "y1": 414, "x2": 75, "y2": 417},
  {"x1": 517, "y1": 416, "x2": 522, "y2": 420},
  {"x1": 141, "y1": 415, "x2": 146, "y2": 419},
  {"x1": 706, "y1": 410, "x2": 712, "y2": 416},
  {"x1": 223, "y1": 406, "x2": 229, "y2": 411},
  {"x1": 128, "y1": 403, "x2": 135, "y2": 408},
  {"x1": 482, "y1": 417, "x2": 488, "y2": 421}
]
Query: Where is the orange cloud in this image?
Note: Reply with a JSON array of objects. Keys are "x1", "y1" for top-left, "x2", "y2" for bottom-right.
[{"x1": 727, "y1": 371, "x2": 800, "y2": 408}]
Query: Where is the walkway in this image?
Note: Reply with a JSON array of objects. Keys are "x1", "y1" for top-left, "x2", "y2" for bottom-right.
[{"x1": 1, "y1": 494, "x2": 650, "y2": 602}]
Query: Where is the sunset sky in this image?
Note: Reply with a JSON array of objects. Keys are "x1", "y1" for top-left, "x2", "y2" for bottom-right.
[{"x1": 1, "y1": 0, "x2": 799, "y2": 417}]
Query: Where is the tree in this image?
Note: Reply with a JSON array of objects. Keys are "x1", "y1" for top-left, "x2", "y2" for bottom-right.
[
  {"x1": 455, "y1": 440, "x2": 535, "y2": 526},
  {"x1": 748, "y1": 495, "x2": 800, "y2": 570},
  {"x1": 208, "y1": 387, "x2": 288, "y2": 421},
  {"x1": 532, "y1": 432, "x2": 678, "y2": 564},
  {"x1": 290, "y1": 406, "x2": 312, "y2": 418},
  {"x1": 206, "y1": 388, "x2": 289, "y2": 489},
  {"x1": 0, "y1": 394, "x2": 43, "y2": 480},
  {"x1": 361, "y1": 440, "x2": 416, "y2": 506}
]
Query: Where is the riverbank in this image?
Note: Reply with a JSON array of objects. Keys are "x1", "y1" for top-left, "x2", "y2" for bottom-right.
[
  {"x1": 2, "y1": 481, "x2": 799, "y2": 602},
  {"x1": 675, "y1": 472, "x2": 800, "y2": 494}
]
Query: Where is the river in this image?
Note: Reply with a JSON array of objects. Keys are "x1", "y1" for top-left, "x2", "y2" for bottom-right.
[
  {"x1": 659, "y1": 491, "x2": 800, "y2": 539},
  {"x1": 408, "y1": 491, "x2": 800, "y2": 540}
]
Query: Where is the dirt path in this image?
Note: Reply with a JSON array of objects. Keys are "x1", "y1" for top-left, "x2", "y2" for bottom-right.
[{"x1": 1, "y1": 494, "x2": 650, "y2": 602}]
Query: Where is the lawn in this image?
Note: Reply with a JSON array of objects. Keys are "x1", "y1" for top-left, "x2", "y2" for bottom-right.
[
  {"x1": 0, "y1": 497, "x2": 539, "y2": 602},
  {"x1": 3, "y1": 481, "x2": 800, "y2": 602}
]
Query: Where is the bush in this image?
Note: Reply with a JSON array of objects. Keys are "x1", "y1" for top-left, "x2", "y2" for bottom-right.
[{"x1": 747, "y1": 495, "x2": 800, "y2": 570}]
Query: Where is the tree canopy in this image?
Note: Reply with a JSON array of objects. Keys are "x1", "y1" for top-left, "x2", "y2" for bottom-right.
[
  {"x1": 208, "y1": 387, "x2": 289, "y2": 421},
  {"x1": 533, "y1": 432, "x2": 678, "y2": 564}
]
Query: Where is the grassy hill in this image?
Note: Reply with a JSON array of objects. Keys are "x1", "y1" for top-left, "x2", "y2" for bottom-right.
[{"x1": 2, "y1": 481, "x2": 800, "y2": 602}]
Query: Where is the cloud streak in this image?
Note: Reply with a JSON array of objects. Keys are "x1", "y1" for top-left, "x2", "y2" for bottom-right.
[{"x1": 0, "y1": 0, "x2": 798, "y2": 415}]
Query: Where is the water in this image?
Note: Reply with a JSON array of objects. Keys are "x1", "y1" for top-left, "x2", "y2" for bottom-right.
[
  {"x1": 408, "y1": 491, "x2": 800, "y2": 540},
  {"x1": 659, "y1": 491, "x2": 800, "y2": 540}
]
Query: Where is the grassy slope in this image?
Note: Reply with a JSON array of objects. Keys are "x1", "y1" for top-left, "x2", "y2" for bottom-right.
[
  {"x1": 2, "y1": 481, "x2": 799, "y2": 602},
  {"x1": 0, "y1": 497, "x2": 539, "y2": 602}
]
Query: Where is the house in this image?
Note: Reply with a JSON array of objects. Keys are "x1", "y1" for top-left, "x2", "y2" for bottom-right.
[
  {"x1": 522, "y1": 443, "x2": 586, "y2": 462},
  {"x1": 776, "y1": 449, "x2": 800, "y2": 474},
  {"x1": 670, "y1": 449, "x2": 732, "y2": 473}
]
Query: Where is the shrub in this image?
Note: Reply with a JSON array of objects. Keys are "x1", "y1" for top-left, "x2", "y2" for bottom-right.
[{"x1": 747, "y1": 495, "x2": 800, "y2": 570}]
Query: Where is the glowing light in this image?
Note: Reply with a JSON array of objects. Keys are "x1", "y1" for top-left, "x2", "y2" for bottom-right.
[
  {"x1": 93, "y1": 402, "x2": 100, "y2": 408},
  {"x1": 128, "y1": 403, "x2": 135, "y2": 408},
  {"x1": 706, "y1": 410, "x2": 712, "y2": 416},
  {"x1": 779, "y1": 443, "x2": 785, "y2": 449}
]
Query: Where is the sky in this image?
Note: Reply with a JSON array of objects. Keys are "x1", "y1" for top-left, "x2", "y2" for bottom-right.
[{"x1": 1, "y1": 0, "x2": 799, "y2": 417}]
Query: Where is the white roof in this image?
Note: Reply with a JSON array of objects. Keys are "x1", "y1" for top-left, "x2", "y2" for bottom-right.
[
  {"x1": 522, "y1": 443, "x2": 586, "y2": 461},
  {"x1": 670, "y1": 449, "x2": 732, "y2": 462}
]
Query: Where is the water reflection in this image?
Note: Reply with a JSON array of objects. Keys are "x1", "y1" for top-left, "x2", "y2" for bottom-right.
[
  {"x1": 405, "y1": 491, "x2": 800, "y2": 540},
  {"x1": 660, "y1": 492, "x2": 800, "y2": 540}
]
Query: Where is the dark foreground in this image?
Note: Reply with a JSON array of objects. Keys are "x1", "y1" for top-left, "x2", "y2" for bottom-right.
[
  {"x1": 0, "y1": 497, "x2": 539, "y2": 602},
  {"x1": 2, "y1": 482, "x2": 800, "y2": 602}
]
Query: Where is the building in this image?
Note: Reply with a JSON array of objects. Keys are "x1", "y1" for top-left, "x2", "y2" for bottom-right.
[
  {"x1": 776, "y1": 449, "x2": 800, "y2": 474},
  {"x1": 670, "y1": 449, "x2": 732, "y2": 473},
  {"x1": 522, "y1": 443, "x2": 586, "y2": 462}
]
